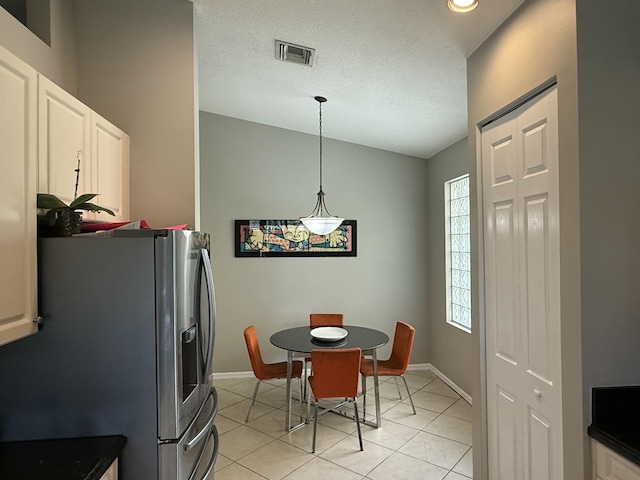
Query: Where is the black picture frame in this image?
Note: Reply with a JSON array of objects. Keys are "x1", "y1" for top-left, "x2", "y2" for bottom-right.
[{"x1": 234, "y1": 219, "x2": 357, "y2": 257}]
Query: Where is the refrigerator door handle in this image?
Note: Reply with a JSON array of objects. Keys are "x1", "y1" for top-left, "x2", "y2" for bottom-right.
[
  {"x1": 199, "y1": 248, "x2": 215, "y2": 379},
  {"x1": 184, "y1": 387, "x2": 218, "y2": 452},
  {"x1": 187, "y1": 424, "x2": 219, "y2": 480}
]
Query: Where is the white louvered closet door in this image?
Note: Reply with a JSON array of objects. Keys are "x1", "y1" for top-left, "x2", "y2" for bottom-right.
[{"x1": 482, "y1": 86, "x2": 563, "y2": 480}]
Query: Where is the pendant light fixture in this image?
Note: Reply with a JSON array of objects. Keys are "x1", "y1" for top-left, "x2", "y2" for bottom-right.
[{"x1": 300, "y1": 96, "x2": 344, "y2": 235}]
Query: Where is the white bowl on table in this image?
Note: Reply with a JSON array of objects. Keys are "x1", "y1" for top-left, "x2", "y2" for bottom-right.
[{"x1": 310, "y1": 327, "x2": 348, "y2": 342}]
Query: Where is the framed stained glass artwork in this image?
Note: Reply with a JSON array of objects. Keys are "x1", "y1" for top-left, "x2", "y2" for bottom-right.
[{"x1": 235, "y1": 219, "x2": 357, "y2": 257}]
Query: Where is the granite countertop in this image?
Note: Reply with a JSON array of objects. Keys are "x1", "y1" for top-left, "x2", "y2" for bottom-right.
[
  {"x1": 0, "y1": 435, "x2": 126, "y2": 480},
  {"x1": 588, "y1": 385, "x2": 640, "y2": 466}
]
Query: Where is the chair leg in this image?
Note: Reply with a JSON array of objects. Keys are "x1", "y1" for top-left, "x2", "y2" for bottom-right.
[
  {"x1": 245, "y1": 380, "x2": 261, "y2": 422},
  {"x1": 393, "y1": 376, "x2": 403, "y2": 400},
  {"x1": 306, "y1": 377, "x2": 312, "y2": 424},
  {"x1": 401, "y1": 375, "x2": 416, "y2": 415},
  {"x1": 298, "y1": 376, "x2": 304, "y2": 422},
  {"x1": 353, "y1": 397, "x2": 363, "y2": 451},
  {"x1": 361, "y1": 375, "x2": 367, "y2": 419},
  {"x1": 303, "y1": 359, "x2": 308, "y2": 399},
  {"x1": 312, "y1": 403, "x2": 318, "y2": 453}
]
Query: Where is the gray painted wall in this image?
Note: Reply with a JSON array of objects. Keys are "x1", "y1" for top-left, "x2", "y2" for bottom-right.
[
  {"x1": 467, "y1": 0, "x2": 582, "y2": 478},
  {"x1": 577, "y1": 0, "x2": 640, "y2": 441},
  {"x1": 199, "y1": 112, "x2": 430, "y2": 374},
  {"x1": 425, "y1": 138, "x2": 474, "y2": 396},
  {"x1": 0, "y1": 0, "x2": 76, "y2": 93},
  {"x1": 74, "y1": 0, "x2": 197, "y2": 229}
]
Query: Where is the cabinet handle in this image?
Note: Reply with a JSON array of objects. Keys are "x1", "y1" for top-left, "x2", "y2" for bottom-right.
[
  {"x1": 33, "y1": 316, "x2": 43, "y2": 325},
  {"x1": 533, "y1": 388, "x2": 542, "y2": 398}
]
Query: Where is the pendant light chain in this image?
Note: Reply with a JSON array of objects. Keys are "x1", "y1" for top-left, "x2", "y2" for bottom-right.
[{"x1": 318, "y1": 99, "x2": 323, "y2": 192}]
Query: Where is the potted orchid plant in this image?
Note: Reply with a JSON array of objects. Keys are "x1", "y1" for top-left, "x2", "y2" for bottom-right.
[
  {"x1": 37, "y1": 193, "x2": 115, "y2": 236},
  {"x1": 37, "y1": 152, "x2": 115, "y2": 236}
]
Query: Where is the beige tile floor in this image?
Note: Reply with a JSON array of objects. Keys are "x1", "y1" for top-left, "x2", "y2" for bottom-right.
[{"x1": 212, "y1": 368, "x2": 473, "y2": 480}]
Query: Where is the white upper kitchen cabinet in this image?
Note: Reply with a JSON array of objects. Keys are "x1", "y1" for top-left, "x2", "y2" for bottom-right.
[
  {"x1": 0, "y1": 45, "x2": 39, "y2": 346},
  {"x1": 38, "y1": 74, "x2": 92, "y2": 207},
  {"x1": 91, "y1": 111, "x2": 130, "y2": 222},
  {"x1": 38, "y1": 75, "x2": 130, "y2": 223}
]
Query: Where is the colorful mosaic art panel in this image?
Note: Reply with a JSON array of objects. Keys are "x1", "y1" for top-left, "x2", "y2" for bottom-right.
[{"x1": 235, "y1": 220, "x2": 357, "y2": 257}]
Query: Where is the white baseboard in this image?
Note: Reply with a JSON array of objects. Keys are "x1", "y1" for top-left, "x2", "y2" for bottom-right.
[
  {"x1": 406, "y1": 363, "x2": 431, "y2": 372},
  {"x1": 210, "y1": 371, "x2": 254, "y2": 381},
  {"x1": 213, "y1": 363, "x2": 472, "y2": 405},
  {"x1": 417, "y1": 363, "x2": 473, "y2": 405}
]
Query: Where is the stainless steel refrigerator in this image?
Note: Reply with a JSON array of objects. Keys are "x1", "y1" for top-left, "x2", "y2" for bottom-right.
[{"x1": 0, "y1": 229, "x2": 218, "y2": 479}]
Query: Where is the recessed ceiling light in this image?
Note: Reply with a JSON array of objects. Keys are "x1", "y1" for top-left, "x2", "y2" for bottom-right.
[{"x1": 448, "y1": 0, "x2": 479, "y2": 13}]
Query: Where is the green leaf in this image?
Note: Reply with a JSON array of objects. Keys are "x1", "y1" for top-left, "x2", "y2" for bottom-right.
[
  {"x1": 38, "y1": 192, "x2": 114, "y2": 216},
  {"x1": 37, "y1": 193, "x2": 68, "y2": 210},
  {"x1": 69, "y1": 193, "x2": 99, "y2": 209},
  {"x1": 73, "y1": 202, "x2": 115, "y2": 216}
]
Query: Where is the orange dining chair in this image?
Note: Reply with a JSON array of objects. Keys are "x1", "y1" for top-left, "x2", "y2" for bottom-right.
[
  {"x1": 360, "y1": 321, "x2": 416, "y2": 417},
  {"x1": 309, "y1": 313, "x2": 344, "y2": 328},
  {"x1": 303, "y1": 313, "x2": 345, "y2": 397},
  {"x1": 307, "y1": 347, "x2": 363, "y2": 453},
  {"x1": 243, "y1": 325, "x2": 303, "y2": 423}
]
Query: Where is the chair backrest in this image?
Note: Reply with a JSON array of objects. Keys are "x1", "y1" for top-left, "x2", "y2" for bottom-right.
[
  {"x1": 310, "y1": 348, "x2": 361, "y2": 399},
  {"x1": 243, "y1": 325, "x2": 268, "y2": 380},
  {"x1": 309, "y1": 313, "x2": 344, "y2": 327},
  {"x1": 387, "y1": 321, "x2": 415, "y2": 373}
]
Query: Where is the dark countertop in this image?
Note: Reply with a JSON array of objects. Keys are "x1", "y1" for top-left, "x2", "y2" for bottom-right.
[
  {"x1": 588, "y1": 386, "x2": 640, "y2": 466},
  {"x1": 0, "y1": 435, "x2": 126, "y2": 480}
]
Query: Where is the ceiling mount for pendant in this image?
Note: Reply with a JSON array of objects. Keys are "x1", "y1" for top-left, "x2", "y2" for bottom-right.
[{"x1": 299, "y1": 96, "x2": 344, "y2": 235}]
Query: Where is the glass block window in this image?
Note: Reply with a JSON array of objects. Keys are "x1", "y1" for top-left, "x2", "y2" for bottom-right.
[{"x1": 445, "y1": 174, "x2": 471, "y2": 333}]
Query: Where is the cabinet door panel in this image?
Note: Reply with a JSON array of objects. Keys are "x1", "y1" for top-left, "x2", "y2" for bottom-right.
[
  {"x1": 0, "y1": 46, "x2": 38, "y2": 345},
  {"x1": 92, "y1": 112, "x2": 129, "y2": 222},
  {"x1": 38, "y1": 75, "x2": 91, "y2": 206}
]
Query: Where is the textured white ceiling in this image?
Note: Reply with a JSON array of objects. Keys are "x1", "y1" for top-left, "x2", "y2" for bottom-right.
[{"x1": 194, "y1": 0, "x2": 525, "y2": 159}]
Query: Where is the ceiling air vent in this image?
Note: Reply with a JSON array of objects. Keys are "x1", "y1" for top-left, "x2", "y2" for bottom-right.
[{"x1": 275, "y1": 40, "x2": 315, "y2": 67}]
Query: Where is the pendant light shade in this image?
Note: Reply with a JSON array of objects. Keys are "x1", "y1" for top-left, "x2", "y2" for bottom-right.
[
  {"x1": 300, "y1": 192, "x2": 344, "y2": 235},
  {"x1": 448, "y1": 0, "x2": 479, "y2": 12},
  {"x1": 300, "y1": 96, "x2": 344, "y2": 235}
]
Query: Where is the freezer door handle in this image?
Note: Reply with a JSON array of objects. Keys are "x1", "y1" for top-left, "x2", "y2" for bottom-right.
[
  {"x1": 188, "y1": 424, "x2": 218, "y2": 480},
  {"x1": 199, "y1": 248, "x2": 215, "y2": 379},
  {"x1": 184, "y1": 387, "x2": 218, "y2": 452}
]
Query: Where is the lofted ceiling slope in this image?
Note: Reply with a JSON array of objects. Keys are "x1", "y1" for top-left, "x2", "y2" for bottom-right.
[{"x1": 195, "y1": 0, "x2": 525, "y2": 159}]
